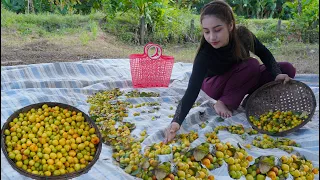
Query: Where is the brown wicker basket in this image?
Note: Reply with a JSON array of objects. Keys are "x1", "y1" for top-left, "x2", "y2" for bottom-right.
[
  {"x1": 1, "y1": 102, "x2": 102, "y2": 180},
  {"x1": 245, "y1": 80, "x2": 316, "y2": 136}
]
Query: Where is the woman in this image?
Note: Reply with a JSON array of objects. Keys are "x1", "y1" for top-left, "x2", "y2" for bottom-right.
[{"x1": 164, "y1": 0, "x2": 296, "y2": 143}]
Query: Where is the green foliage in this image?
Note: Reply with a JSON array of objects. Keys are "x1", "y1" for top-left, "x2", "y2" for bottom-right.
[
  {"x1": 1, "y1": 0, "x2": 26, "y2": 13},
  {"x1": 227, "y1": 0, "x2": 282, "y2": 19},
  {"x1": 101, "y1": 7, "x2": 201, "y2": 44},
  {"x1": 278, "y1": 0, "x2": 294, "y2": 20},
  {"x1": 89, "y1": 20, "x2": 98, "y2": 39},
  {"x1": 1, "y1": 7, "x2": 104, "y2": 37},
  {"x1": 1, "y1": 6, "x2": 17, "y2": 27},
  {"x1": 222, "y1": 0, "x2": 299, "y2": 20},
  {"x1": 102, "y1": 12, "x2": 139, "y2": 43},
  {"x1": 1, "y1": 0, "x2": 97, "y2": 14},
  {"x1": 100, "y1": 0, "x2": 167, "y2": 44},
  {"x1": 80, "y1": 31, "x2": 90, "y2": 45},
  {"x1": 18, "y1": 22, "x2": 36, "y2": 35},
  {"x1": 33, "y1": 0, "x2": 52, "y2": 13},
  {"x1": 151, "y1": 7, "x2": 201, "y2": 44},
  {"x1": 0, "y1": 0, "x2": 309, "y2": 25},
  {"x1": 168, "y1": 0, "x2": 210, "y2": 11},
  {"x1": 245, "y1": 19, "x2": 279, "y2": 43},
  {"x1": 284, "y1": 0, "x2": 319, "y2": 43},
  {"x1": 73, "y1": 0, "x2": 102, "y2": 14},
  {"x1": 241, "y1": 19, "x2": 291, "y2": 43},
  {"x1": 100, "y1": 0, "x2": 125, "y2": 19}
]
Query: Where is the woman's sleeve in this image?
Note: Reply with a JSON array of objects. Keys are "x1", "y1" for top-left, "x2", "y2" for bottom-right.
[
  {"x1": 253, "y1": 34, "x2": 282, "y2": 79},
  {"x1": 171, "y1": 52, "x2": 208, "y2": 125}
]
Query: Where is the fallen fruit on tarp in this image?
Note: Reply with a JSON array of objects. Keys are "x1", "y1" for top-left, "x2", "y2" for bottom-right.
[
  {"x1": 87, "y1": 88, "x2": 319, "y2": 180},
  {"x1": 252, "y1": 134, "x2": 300, "y2": 153}
]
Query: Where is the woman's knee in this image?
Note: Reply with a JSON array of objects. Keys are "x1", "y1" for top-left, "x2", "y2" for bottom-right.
[
  {"x1": 201, "y1": 77, "x2": 220, "y2": 99},
  {"x1": 278, "y1": 62, "x2": 296, "y2": 78}
]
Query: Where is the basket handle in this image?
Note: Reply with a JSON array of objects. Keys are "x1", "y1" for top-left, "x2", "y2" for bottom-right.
[{"x1": 144, "y1": 42, "x2": 162, "y2": 60}]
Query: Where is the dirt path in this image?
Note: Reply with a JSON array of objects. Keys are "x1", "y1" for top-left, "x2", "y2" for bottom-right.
[{"x1": 1, "y1": 29, "x2": 139, "y2": 66}]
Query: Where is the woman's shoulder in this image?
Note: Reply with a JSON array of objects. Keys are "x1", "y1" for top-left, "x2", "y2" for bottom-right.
[{"x1": 194, "y1": 43, "x2": 212, "y2": 65}]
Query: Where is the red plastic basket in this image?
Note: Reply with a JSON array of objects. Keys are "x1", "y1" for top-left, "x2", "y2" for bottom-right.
[{"x1": 129, "y1": 43, "x2": 174, "y2": 88}]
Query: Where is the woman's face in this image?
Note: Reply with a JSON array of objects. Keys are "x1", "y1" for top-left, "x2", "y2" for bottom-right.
[{"x1": 201, "y1": 15, "x2": 233, "y2": 49}]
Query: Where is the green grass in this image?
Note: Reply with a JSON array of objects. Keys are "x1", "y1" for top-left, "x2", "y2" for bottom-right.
[{"x1": 1, "y1": 6, "x2": 105, "y2": 37}]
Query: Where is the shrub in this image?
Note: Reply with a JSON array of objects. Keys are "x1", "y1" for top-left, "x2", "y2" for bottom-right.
[{"x1": 1, "y1": 7, "x2": 105, "y2": 36}]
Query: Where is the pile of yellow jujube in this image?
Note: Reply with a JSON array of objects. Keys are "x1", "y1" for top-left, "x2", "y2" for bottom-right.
[
  {"x1": 3, "y1": 104, "x2": 100, "y2": 176},
  {"x1": 249, "y1": 110, "x2": 307, "y2": 133}
]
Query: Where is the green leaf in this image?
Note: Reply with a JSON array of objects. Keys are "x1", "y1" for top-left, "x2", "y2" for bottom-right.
[
  {"x1": 228, "y1": 147, "x2": 237, "y2": 155},
  {"x1": 269, "y1": 131, "x2": 277, "y2": 135},
  {"x1": 120, "y1": 163, "x2": 127, "y2": 169},
  {"x1": 237, "y1": 143, "x2": 244, "y2": 149},
  {"x1": 259, "y1": 162, "x2": 273, "y2": 174},
  {"x1": 108, "y1": 135, "x2": 117, "y2": 138},
  {"x1": 140, "y1": 92, "x2": 148, "y2": 97},
  {"x1": 193, "y1": 143, "x2": 210, "y2": 161},
  {"x1": 141, "y1": 159, "x2": 150, "y2": 169},
  {"x1": 124, "y1": 153, "x2": 130, "y2": 158},
  {"x1": 131, "y1": 168, "x2": 141, "y2": 176},
  {"x1": 155, "y1": 169, "x2": 167, "y2": 180},
  {"x1": 299, "y1": 111, "x2": 308, "y2": 119},
  {"x1": 193, "y1": 149, "x2": 207, "y2": 161},
  {"x1": 216, "y1": 117, "x2": 225, "y2": 122},
  {"x1": 258, "y1": 156, "x2": 275, "y2": 174},
  {"x1": 295, "y1": 159, "x2": 303, "y2": 167},
  {"x1": 155, "y1": 162, "x2": 171, "y2": 180},
  {"x1": 293, "y1": 112, "x2": 300, "y2": 116},
  {"x1": 90, "y1": 115, "x2": 99, "y2": 121},
  {"x1": 241, "y1": 134, "x2": 247, "y2": 140}
]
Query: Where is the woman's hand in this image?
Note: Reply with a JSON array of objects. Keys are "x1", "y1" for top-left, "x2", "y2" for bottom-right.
[
  {"x1": 275, "y1": 74, "x2": 291, "y2": 84},
  {"x1": 163, "y1": 122, "x2": 180, "y2": 144}
]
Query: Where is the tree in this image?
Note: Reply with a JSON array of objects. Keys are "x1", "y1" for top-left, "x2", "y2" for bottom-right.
[
  {"x1": 284, "y1": 0, "x2": 319, "y2": 42},
  {"x1": 121, "y1": 0, "x2": 165, "y2": 44}
]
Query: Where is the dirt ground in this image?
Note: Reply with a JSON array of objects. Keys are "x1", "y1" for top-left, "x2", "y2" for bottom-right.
[
  {"x1": 1, "y1": 28, "x2": 319, "y2": 74},
  {"x1": 1, "y1": 29, "x2": 140, "y2": 66}
]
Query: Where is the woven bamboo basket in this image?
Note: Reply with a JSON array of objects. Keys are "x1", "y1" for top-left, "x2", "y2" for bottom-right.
[
  {"x1": 1, "y1": 102, "x2": 102, "y2": 180},
  {"x1": 245, "y1": 80, "x2": 316, "y2": 136}
]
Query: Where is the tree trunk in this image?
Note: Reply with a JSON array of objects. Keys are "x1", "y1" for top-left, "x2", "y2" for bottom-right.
[
  {"x1": 309, "y1": 21, "x2": 319, "y2": 43},
  {"x1": 190, "y1": 19, "x2": 195, "y2": 42},
  {"x1": 277, "y1": 19, "x2": 281, "y2": 38},
  {"x1": 26, "y1": 0, "x2": 30, "y2": 14},
  {"x1": 134, "y1": 29, "x2": 139, "y2": 44},
  {"x1": 277, "y1": 19, "x2": 281, "y2": 32},
  {"x1": 269, "y1": 4, "x2": 276, "y2": 18},
  {"x1": 298, "y1": 0, "x2": 302, "y2": 15},
  {"x1": 256, "y1": 3, "x2": 261, "y2": 19},
  {"x1": 140, "y1": 16, "x2": 145, "y2": 45},
  {"x1": 30, "y1": 0, "x2": 35, "y2": 13},
  {"x1": 239, "y1": 3, "x2": 244, "y2": 17}
]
